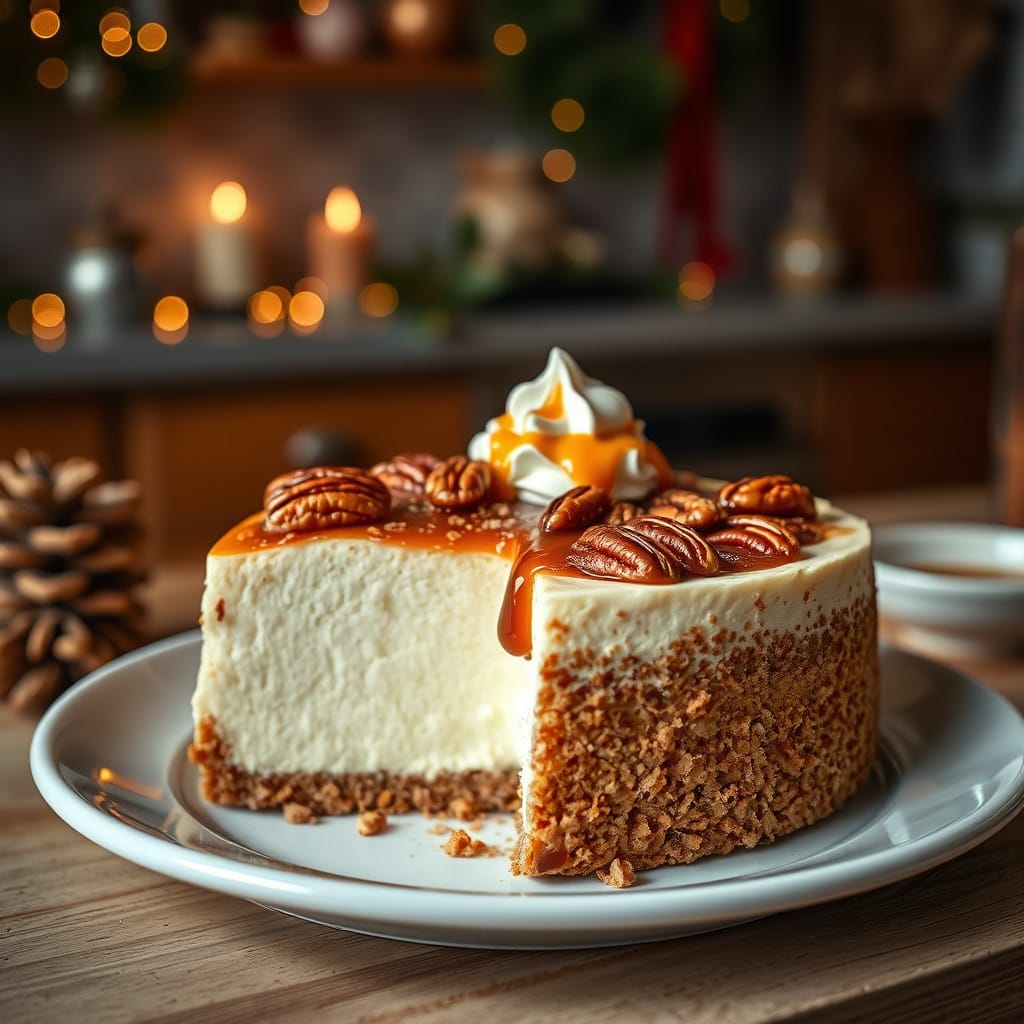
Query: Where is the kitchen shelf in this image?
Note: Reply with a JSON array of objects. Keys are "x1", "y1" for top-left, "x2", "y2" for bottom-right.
[{"x1": 190, "y1": 54, "x2": 488, "y2": 90}]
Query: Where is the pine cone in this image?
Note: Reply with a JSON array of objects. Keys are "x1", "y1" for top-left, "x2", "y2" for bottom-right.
[{"x1": 0, "y1": 449, "x2": 146, "y2": 713}]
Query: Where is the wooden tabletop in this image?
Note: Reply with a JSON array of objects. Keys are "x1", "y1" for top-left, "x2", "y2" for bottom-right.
[{"x1": 3, "y1": 487, "x2": 1024, "y2": 1024}]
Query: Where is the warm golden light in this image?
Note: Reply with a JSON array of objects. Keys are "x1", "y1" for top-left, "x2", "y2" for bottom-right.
[
  {"x1": 137, "y1": 22, "x2": 167, "y2": 52},
  {"x1": 101, "y1": 26, "x2": 132, "y2": 57},
  {"x1": 7, "y1": 299, "x2": 33, "y2": 335},
  {"x1": 99, "y1": 8, "x2": 129, "y2": 34},
  {"x1": 494, "y1": 22, "x2": 526, "y2": 56},
  {"x1": 542, "y1": 148, "x2": 576, "y2": 183},
  {"x1": 30, "y1": 9, "x2": 60, "y2": 38},
  {"x1": 247, "y1": 289, "x2": 284, "y2": 325},
  {"x1": 551, "y1": 98, "x2": 585, "y2": 133},
  {"x1": 391, "y1": 0, "x2": 428, "y2": 33},
  {"x1": 267, "y1": 284, "x2": 292, "y2": 307},
  {"x1": 294, "y1": 276, "x2": 329, "y2": 301},
  {"x1": 289, "y1": 290, "x2": 325, "y2": 329},
  {"x1": 720, "y1": 0, "x2": 750, "y2": 24},
  {"x1": 324, "y1": 187, "x2": 361, "y2": 233},
  {"x1": 677, "y1": 261, "x2": 716, "y2": 305},
  {"x1": 210, "y1": 181, "x2": 247, "y2": 225},
  {"x1": 37, "y1": 57, "x2": 68, "y2": 89},
  {"x1": 153, "y1": 295, "x2": 189, "y2": 340},
  {"x1": 32, "y1": 293, "x2": 65, "y2": 328},
  {"x1": 32, "y1": 323, "x2": 65, "y2": 353},
  {"x1": 359, "y1": 282, "x2": 398, "y2": 319},
  {"x1": 298, "y1": 0, "x2": 330, "y2": 14}
]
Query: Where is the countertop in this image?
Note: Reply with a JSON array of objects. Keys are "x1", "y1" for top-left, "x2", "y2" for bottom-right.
[{"x1": 2, "y1": 485, "x2": 1023, "y2": 1024}]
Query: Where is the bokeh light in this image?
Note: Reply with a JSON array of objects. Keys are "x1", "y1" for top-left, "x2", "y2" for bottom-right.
[
  {"x1": 98, "y1": 8, "x2": 129, "y2": 34},
  {"x1": 37, "y1": 57, "x2": 68, "y2": 89},
  {"x1": 248, "y1": 289, "x2": 284, "y2": 324},
  {"x1": 551, "y1": 98, "x2": 585, "y2": 133},
  {"x1": 391, "y1": 0, "x2": 429, "y2": 33},
  {"x1": 677, "y1": 261, "x2": 716, "y2": 306},
  {"x1": 298, "y1": 0, "x2": 330, "y2": 14},
  {"x1": 153, "y1": 295, "x2": 189, "y2": 344},
  {"x1": 720, "y1": 0, "x2": 750, "y2": 24},
  {"x1": 294, "y1": 276, "x2": 329, "y2": 301},
  {"x1": 32, "y1": 293, "x2": 65, "y2": 328},
  {"x1": 210, "y1": 181, "x2": 247, "y2": 224},
  {"x1": 32, "y1": 323, "x2": 65, "y2": 353},
  {"x1": 359, "y1": 282, "x2": 399, "y2": 319},
  {"x1": 137, "y1": 22, "x2": 167, "y2": 53},
  {"x1": 542, "y1": 148, "x2": 576, "y2": 183},
  {"x1": 7, "y1": 299, "x2": 33, "y2": 335},
  {"x1": 30, "y1": 9, "x2": 60, "y2": 39},
  {"x1": 289, "y1": 290, "x2": 325, "y2": 332},
  {"x1": 493, "y1": 23, "x2": 526, "y2": 56},
  {"x1": 101, "y1": 26, "x2": 132, "y2": 57},
  {"x1": 324, "y1": 187, "x2": 361, "y2": 233}
]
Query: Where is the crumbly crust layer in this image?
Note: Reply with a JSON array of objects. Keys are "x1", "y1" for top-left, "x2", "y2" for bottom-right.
[
  {"x1": 188, "y1": 717, "x2": 520, "y2": 817},
  {"x1": 511, "y1": 596, "x2": 879, "y2": 876}
]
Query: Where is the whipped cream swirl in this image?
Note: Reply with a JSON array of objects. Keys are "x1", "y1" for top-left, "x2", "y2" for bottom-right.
[{"x1": 468, "y1": 348, "x2": 669, "y2": 504}]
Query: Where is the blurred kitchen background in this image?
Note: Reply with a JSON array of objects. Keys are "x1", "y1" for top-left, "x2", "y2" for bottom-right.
[{"x1": 0, "y1": 0, "x2": 1017, "y2": 593}]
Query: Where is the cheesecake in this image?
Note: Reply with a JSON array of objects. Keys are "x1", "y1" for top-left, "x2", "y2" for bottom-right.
[{"x1": 190, "y1": 349, "x2": 879, "y2": 877}]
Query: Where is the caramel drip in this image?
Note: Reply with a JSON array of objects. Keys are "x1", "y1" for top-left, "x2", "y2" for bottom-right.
[{"x1": 210, "y1": 496, "x2": 815, "y2": 659}]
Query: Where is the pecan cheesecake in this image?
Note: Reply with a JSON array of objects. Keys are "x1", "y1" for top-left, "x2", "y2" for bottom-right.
[{"x1": 190, "y1": 349, "x2": 879, "y2": 878}]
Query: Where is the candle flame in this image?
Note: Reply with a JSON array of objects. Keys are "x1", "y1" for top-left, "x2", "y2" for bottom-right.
[
  {"x1": 324, "y1": 187, "x2": 361, "y2": 233},
  {"x1": 210, "y1": 181, "x2": 247, "y2": 225}
]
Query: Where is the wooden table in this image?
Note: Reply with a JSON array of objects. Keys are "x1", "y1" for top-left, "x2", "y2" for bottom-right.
[{"x1": 3, "y1": 488, "x2": 1024, "y2": 1024}]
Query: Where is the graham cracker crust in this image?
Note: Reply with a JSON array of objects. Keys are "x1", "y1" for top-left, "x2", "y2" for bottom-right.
[
  {"x1": 511, "y1": 596, "x2": 879, "y2": 876},
  {"x1": 188, "y1": 718, "x2": 520, "y2": 818}
]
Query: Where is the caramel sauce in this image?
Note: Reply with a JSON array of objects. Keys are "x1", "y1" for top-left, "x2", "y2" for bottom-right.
[{"x1": 211, "y1": 496, "x2": 811, "y2": 659}]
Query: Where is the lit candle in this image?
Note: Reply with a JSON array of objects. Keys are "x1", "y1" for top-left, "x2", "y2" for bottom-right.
[
  {"x1": 196, "y1": 181, "x2": 260, "y2": 311},
  {"x1": 306, "y1": 187, "x2": 374, "y2": 314}
]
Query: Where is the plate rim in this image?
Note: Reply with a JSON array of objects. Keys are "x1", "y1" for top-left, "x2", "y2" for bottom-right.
[{"x1": 29, "y1": 631, "x2": 1024, "y2": 948}]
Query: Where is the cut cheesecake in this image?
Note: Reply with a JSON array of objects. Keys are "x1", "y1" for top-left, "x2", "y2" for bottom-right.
[{"x1": 190, "y1": 349, "x2": 879, "y2": 878}]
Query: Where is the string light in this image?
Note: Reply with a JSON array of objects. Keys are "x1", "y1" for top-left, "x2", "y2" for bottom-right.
[
  {"x1": 493, "y1": 23, "x2": 526, "y2": 56},
  {"x1": 677, "y1": 262, "x2": 716, "y2": 306},
  {"x1": 359, "y1": 282, "x2": 398, "y2": 318},
  {"x1": 30, "y1": 9, "x2": 60, "y2": 39},
  {"x1": 32, "y1": 293, "x2": 65, "y2": 328},
  {"x1": 37, "y1": 56, "x2": 68, "y2": 88},
  {"x1": 551, "y1": 98, "x2": 585, "y2": 133},
  {"x1": 137, "y1": 22, "x2": 167, "y2": 53},
  {"x1": 247, "y1": 289, "x2": 286, "y2": 337},
  {"x1": 153, "y1": 296, "x2": 188, "y2": 344},
  {"x1": 289, "y1": 290, "x2": 325, "y2": 332},
  {"x1": 542, "y1": 148, "x2": 576, "y2": 183}
]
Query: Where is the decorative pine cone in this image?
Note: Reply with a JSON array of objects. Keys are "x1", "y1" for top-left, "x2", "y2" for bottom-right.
[{"x1": 0, "y1": 449, "x2": 147, "y2": 713}]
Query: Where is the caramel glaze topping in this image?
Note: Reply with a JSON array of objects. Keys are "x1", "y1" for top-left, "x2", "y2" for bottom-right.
[{"x1": 211, "y1": 471, "x2": 844, "y2": 660}]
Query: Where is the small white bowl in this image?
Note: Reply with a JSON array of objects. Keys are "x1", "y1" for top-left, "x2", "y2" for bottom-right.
[{"x1": 873, "y1": 522, "x2": 1024, "y2": 653}]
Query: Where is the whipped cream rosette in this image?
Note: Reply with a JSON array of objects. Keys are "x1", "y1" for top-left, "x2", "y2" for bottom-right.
[{"x1": 468, "y1": 348, "x2": 672, "y2": 504}]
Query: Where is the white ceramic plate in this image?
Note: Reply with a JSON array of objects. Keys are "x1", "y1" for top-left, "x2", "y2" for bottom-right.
[{"x1": 31, "y1": 631, "x2": 1024, "y2": 950}]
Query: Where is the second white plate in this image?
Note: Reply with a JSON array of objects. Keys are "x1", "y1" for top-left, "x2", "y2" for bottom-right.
[{"x1": 30, "y1": 632, "x2": 1024, "y2": 948}]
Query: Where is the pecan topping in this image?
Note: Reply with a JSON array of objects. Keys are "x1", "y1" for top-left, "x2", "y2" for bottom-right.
[
  {"x1": 605, "y1": 501, "x2": 641, "y2": 525},
  {"x1": 706, "y1": 514, "x2": 801, "y2": 566},
  {"x1": 567, "y1": 524, "x2": 680, "y2": 583},
  {"x1": 264, "y1": 466, "x2": 390, "y2": 533},
  {"x1": 540, "y1": 485, "x2": 611, "y2": 533},
  {"x1": 624, "y1": 517, "x2": 719, "y2": 576},
  {"x1": 786, "y1": 517, "x2": 827, "y2": 545},
  {"x1": 425, "y1": 456, "x2": 491, "y2": 510},
  {"x1": 717, "y1": 474, "x2": 816, "y2": 518},
  {"x1": 646, "y1": 489, "x2": 722, "y2": 530},
  {"x1": 368, "y1": 452, "x2": 441, "y2": 496}
]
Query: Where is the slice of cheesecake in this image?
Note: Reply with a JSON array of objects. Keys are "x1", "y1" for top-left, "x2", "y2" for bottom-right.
[{"x1": 190, "y1": 350, "x2": 878, "y2": 877}]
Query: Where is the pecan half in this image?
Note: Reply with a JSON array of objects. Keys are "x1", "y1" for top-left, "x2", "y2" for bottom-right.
[
  {"x1": 369, "y1": 452, "x2": 441, "y2": 496},
  {"x1": 646, "y1": 489, "x2": 722, "y2": 530},
  {"x1": 567, "y1": 524, "x2": 680, "y2": 583},
  {"x1": 425, "y1": 456, "x2": 491, "y2": 510},
  {"x1": 540, "y1": 485, "x2": 611, "y2": 533},
  {"x1": 624, "y1": 517, "x2": 719, "y2": 576},
  {"x1": 605, "y1": 501, "x2": 641, "y2": 525},
  {"x1": 717, "y1": 475, "x2": 816, "y2": 518},
  {"x1": 706, "y1": 514, "x2": 800, "y2": 567},
  {"x1": 264, "y1": 466, "x2": 390, "y2": 533}
]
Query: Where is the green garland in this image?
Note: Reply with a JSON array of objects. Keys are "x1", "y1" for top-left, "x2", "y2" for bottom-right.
[{"x1": 482, "y1": 1, "x2": 682, "y2": 167}]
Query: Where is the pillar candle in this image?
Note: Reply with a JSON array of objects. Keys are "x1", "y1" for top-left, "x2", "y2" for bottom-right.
[
  {"x1": 195, "y1": 181, "x2": 259, "y2": 311},
  {"x1": 306, "y1": 186, "x2": 374, "y2": 311}
]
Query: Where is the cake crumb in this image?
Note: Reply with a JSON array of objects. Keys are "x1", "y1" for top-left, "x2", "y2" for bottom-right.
[
  {"x1": 283, "y1": 802, "x2": 317, "y2": 825},
  {"x1": 597, "y1": 858, "x2": 637, "y2": 888},
  {"x1": 449, "y1": 795, "x2": 478, "y2": 821},
  {"x1": 428, "y1": 822, "x2": 450, "y2": 835},
  {"x1": 357, "y1": 810, "x2": 388, "y2": 836},
  {"x1": 444, "y1": 828, "x2": 489, "y2": 858}
]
